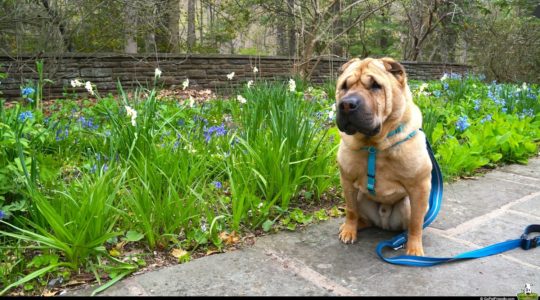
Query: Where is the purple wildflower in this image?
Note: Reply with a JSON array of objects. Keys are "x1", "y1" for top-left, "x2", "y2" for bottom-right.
[
  {"x1": 213, "y1": 181, "x2": 223, "y2": 189},
  {"x1": 203, "y1": 124, "x2": 227, "y2": 143}
]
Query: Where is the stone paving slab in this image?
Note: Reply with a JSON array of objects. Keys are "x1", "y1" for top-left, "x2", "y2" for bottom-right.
[
  {"x1": 254, "y1": 218, "x2": 540, "y2": 296},
  {"x1": 509, "y1": 194, "x2": 540, "y2": 217},
  {"x1": 431, "y1": 171, "x2": 539, "y2": 230},
  {"x1": 499, "y1": 158, "x2": 540, "y2": 178},
  {"x1": 70, "y1": 249, "x2": 335, "y2": 296},
  {"x1": 453, "y1": 210, "x2": 540, "y2": 268}
]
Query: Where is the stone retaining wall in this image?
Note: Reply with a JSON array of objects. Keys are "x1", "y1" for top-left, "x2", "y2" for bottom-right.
[{"x1": 0, "y1": 53, "x2": 472, "y2": 100}]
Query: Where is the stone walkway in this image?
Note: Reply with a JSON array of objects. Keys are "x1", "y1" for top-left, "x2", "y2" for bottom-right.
[{"x1": 70, "y1": 157, "x2": 540, "y2": 296}]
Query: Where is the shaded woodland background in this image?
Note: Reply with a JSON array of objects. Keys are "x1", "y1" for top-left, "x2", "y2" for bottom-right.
[{"x1": 1, "y1": 0, "x2": 539, "y2": 82}]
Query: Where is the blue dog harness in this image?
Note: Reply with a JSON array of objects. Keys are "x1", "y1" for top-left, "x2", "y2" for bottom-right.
[{"x1": 362, "y1": 125, "x2": 540, "y2": 266}]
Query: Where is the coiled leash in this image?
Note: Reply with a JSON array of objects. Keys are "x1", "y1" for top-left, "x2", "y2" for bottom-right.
[{"x1": 371, "y1": 129, "x2": 540, "y2": 266}]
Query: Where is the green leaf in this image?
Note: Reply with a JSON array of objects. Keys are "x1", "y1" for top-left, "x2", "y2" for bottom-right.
[
  {"x1": 124, "y1": 231, "x2": 144, "y2": 242},
  {"x1": 262, "y1": 220, "x2": 274, "y2": 232}
]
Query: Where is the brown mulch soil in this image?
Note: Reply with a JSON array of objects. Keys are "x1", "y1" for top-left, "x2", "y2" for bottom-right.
[{"x1": 2, "y1": 88, "x2": 220, "y2": 115}]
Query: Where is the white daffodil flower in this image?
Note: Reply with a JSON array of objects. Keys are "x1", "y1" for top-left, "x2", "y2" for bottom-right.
[
  {"x1": 85, "y1": 81, "x2": 94, "y2": 95},
  {"x1": 227, "y1": 72, "x2": 235, "y2": 80},
  {"x1": 125, "y1": 105, "x2": 138, "y2": 126},
  {"x1": 237, "y1": 95, "x2": 247, "y2": 104},
  {"x1": 71, "y1": 79, "x2": 83, "y2": 88},
  {"x1": 288, "y1": 78, "x2": 296, "y2": 92}
]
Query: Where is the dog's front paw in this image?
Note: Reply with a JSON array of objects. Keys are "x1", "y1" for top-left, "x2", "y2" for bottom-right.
[
  {"x1": 405, "y1": 239, "x2": 424, "y2": 256},
  {"x1": 339, "y1": 222, "x2": 357, "y2": 244}
]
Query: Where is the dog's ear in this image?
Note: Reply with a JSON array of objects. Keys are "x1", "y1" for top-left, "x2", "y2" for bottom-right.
[
  {"x1": 380, "y1": 57, "x2": 406, "y2": 84},
  {"x1": 339, "y1": 58, "x2": 360, "y2": 75}
]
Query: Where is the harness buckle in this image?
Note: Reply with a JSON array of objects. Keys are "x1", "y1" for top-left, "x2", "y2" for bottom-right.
[
  {"x1": 393, "y1": 244, "x2": 404, "y2": 251},
  {"x1": 520, "y1": 224, "x2": 540, "y2": 250}
]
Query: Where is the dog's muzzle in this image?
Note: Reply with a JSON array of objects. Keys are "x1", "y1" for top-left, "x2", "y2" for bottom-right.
[{"x1": 336, "y1": 94, "x2": 380, "y2": 136}]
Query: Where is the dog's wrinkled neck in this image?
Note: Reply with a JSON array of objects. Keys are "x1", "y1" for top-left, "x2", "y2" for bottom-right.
[{"x1": 341, "y1": 102, "x2": 416, "y2": 152}]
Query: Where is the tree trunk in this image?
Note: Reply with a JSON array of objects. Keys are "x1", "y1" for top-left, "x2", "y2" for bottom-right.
[
  {"x1": 187, "y1": 0, "x2": 196, "y2": 52},
  {"x1": 168, "y1": 0, "x2": 180, "y2": 53},
  {"x1": 199, "y1": 1, "x2": 204, "y2": 45},
  {"x1": 124, "y1": 1, "x2": 138, "y2": 54},
  {"x1": 40, "y1": 0, "x2": 72, "y2": 51},
  {"x1": 331, "y1": 0, "x2": 344, "y2": 57},
  {"x1": 287, "y1": 0, "x2": 296, "y2": 57},
  {"x1": 379, "y1": 4, "x2": 390, "y2": 54}
]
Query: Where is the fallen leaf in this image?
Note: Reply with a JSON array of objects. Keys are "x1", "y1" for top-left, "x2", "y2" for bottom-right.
[
  {"x1": 109, "y1": 248, "x2": 121, "y2": 257},
  {"x1": 42, "y1": 289, "x2": 59, "y2": 297},
  {"x1": 171, "y1": 248, "x2": 188, "y2": 259},
  {"x1": 115, "y1": 240, "x2": 128, "y2": 251},
  {"x1": 219, "y1": 231, "x2": 240, "y2": 245}
]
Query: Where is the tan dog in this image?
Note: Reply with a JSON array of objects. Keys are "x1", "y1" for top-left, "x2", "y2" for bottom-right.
[{"x1": 335, "y1": 57, "x2": 432, "y2": 256}]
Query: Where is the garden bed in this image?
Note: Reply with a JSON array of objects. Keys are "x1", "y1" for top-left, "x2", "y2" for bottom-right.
[{"x1": 0, "y1": 74, "x2": 539, "y2": 296}]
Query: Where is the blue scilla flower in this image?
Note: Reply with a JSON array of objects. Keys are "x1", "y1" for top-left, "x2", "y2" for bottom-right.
[
  {"x1": 443, "y1": 82, "x2": 449, "y2": 90},
  {"x1": 0, "y1": 210, "x2": 5, "y2": 220},
  {"x1": 21, "y1": 87, "x2": 35, "y2": 97},
  {"x1": 522, "y1": 108, "x2": 534, "y2": 118},
  {"x1": 203, "y1": 124, "x2": 227, "y2": 143},
  {"x1": 478, "y1": 74, "x2": 486, "y2": 81},
  {"x1": 473, "y1": 100, "x2": 481, "y2": 111},
  {"x1": 213, "y1": 181, "x2": 223, "y2": 189},
  {"x1": 78, "y1": 116, "x2": 99, "y2": 130},
  {"x1": 449, "y1": 73, "x2": 462, "y2": 80},
  {"x1": 455, "y1": 116, "x2": 470, "y2": 131},
  {"x1": 55, "y1": 126, "x2": 69, "y2": 141},
  {"x1": 193, "y1": 115, "x2": 208, "y2": 125},
  {"x1": 18, "y1": 111, "x2": 33, "y2": 122},
  {"x1": 480, "y1": 114, "x2": 492, "y2": 124},
  {"x1": 433, "y1": 90, "x2": 441, "y2": 98}
]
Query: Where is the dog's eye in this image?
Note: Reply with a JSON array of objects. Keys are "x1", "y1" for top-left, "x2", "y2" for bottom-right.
[
  {"x1": 371, "y1": 81, "x2": 381, "y2": 91},
  {"x1": 341, "y1": 81, "x2": 348, "y2": 91}
]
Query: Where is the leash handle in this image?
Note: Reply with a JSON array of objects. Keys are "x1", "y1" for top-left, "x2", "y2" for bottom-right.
[{"x1": 376, "y1": 135, "x2": 539, "y2": 266}]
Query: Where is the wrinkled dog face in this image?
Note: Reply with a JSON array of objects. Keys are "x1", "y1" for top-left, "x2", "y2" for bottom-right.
[{"x1": 335, "y1": 57, "x2": 408, "y2": 137}]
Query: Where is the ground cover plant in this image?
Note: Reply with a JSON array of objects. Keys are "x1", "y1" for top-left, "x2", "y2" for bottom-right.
[{"x1": 0, "y1": 71, "x2": 539, "y2": 295}]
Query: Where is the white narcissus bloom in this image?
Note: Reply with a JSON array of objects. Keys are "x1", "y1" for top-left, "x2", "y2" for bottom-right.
[
  {"x1": 331, "y1": 103, "x2": 336, "y2": 112},
  {"x1": 288, "y1": 78, "x2": 296, "y2": 92},
  {"x1": 155, "y1": 68, "x2": 162, "y2": 78},
  {"x1": 182, "y1": 78, "x2": 189, "y2": 90},
  {"x1": 226, "y1": 72, "x2": 235, "y2": 80},
  {"x1": 85, "y1": 81, "x2": 94, "y2": 95},
  {"x1": 328, "y1": 110, "x2": 335, "y2": 120},
  {"x1": 247, "y1": 80, "x2": 253, "y2": 88},
  {"x1": 253, "y1": 66, "x2": 258, "y2": 73},
  {"x1": 440, "y1": 73, "x2": 448, "y2": 81},
  {"x1": 71, "y1": 79, "x2": 83, "y2": 88},
  {"x1": 237, "y1": 95, "x2": 247, "y2": 104},
  {"x1": 125, "y1": 105, "x2": 138, "y2": 126},
  {"x1": 418, "y1": 83, "x2": 428, "y2": 93},
  {"x1": 188, "y1": 96, "x2": 195, "y2": 108}
]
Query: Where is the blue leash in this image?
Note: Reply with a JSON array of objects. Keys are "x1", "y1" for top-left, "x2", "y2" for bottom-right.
[{"x1": 374, "y1": 134, "x2": 540, "y2": 266}]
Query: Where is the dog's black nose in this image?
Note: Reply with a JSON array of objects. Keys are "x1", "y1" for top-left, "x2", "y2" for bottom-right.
[{"x1": 339, "y1": 96, "x2": 360, "y2": 114}]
